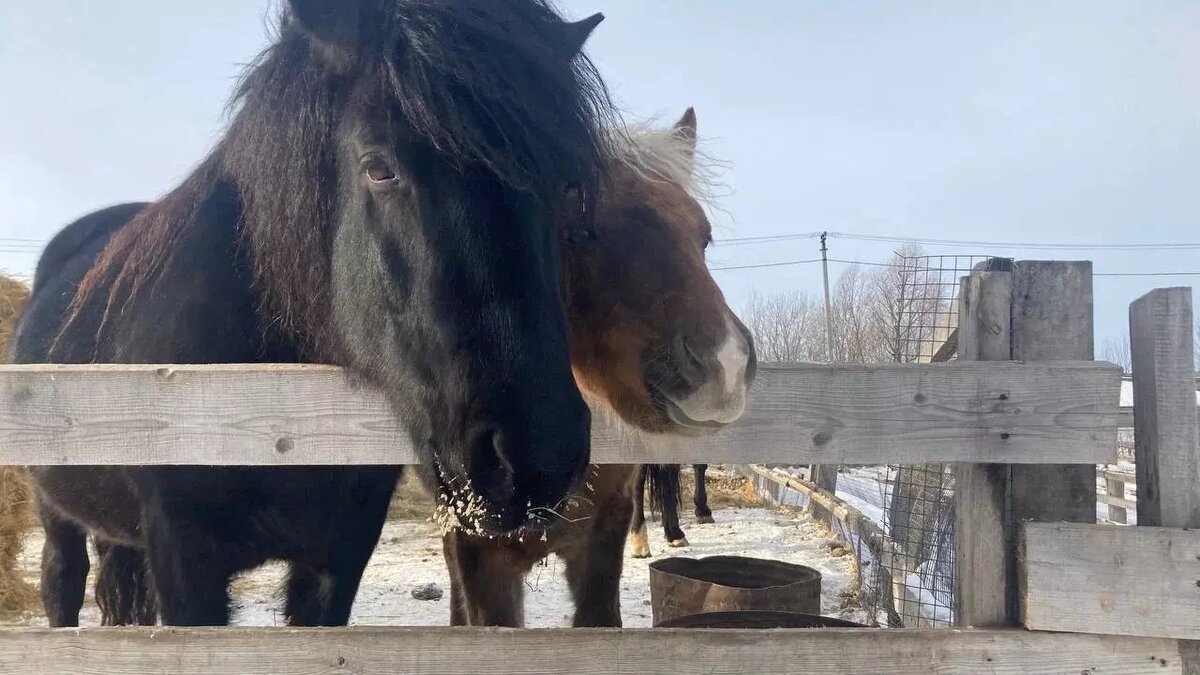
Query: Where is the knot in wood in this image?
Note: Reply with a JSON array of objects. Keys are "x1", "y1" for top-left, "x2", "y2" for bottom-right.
[{"x1": 812, "y1": 431, "x2": 832, "y2": 447}]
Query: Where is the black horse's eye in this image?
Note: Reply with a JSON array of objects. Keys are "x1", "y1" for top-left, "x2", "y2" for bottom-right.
[
  {"x1": 566, "y1": 223, "x2": 598, "y2": 245},
  {"x1": 703, "y1": 233, "x2": 713, "y2": 251},
  {"x1": 363, "y1": 156, "x2": 398, "y2": 184}
]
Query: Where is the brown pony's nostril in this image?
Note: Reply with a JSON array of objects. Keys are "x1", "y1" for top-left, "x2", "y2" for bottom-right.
[{"x1": 674, "y1": 333, "x2": 708, "y2": 386}]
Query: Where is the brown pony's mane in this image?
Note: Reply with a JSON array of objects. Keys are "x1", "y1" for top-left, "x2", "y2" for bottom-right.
[
  {"x1": 608, "y1": 117, "x2": 727, "y2": 214},
  {"x1": 63, "y1": 1, "x2": 616, "y2": 356}
]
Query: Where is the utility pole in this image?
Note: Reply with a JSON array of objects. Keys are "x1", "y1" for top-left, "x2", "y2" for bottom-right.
[
  {"x1": 820, "y1": 232, "x2": 834, "y2": 363},
  {"x1": 811, "y1": 232, "x2": 838, "y2": 500}
]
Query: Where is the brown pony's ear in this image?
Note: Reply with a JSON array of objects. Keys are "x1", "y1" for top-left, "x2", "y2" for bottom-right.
[{"x1": 673, "y1": 107, "x2": 698, "y2": 169}]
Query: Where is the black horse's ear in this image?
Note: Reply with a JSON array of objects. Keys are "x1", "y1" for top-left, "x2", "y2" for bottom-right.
[
  {"x1": 559, "y1": 13, "x2": 604, "y2": 58},
  {"x1": 289, "y1": 0, "x2": 364, "y2": 66}
]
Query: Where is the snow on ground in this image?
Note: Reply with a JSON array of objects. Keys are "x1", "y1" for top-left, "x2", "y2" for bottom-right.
[{"x1": 9, "y1": 498, "x2": 864, "y2": 627}]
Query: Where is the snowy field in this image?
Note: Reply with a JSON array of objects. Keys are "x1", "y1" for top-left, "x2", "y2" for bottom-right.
[{"x1": 8, "y1": 471, "x2": 866, "y2": 627}]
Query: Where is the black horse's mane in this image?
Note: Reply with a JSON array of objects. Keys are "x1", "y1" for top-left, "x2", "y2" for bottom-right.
[{"x1": 73, "y1": 0, "x2": 616, "y2": 352}]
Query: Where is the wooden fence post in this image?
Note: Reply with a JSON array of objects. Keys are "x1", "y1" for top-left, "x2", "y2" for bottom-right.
[
  {"x1": 1129, "y1": 287, "x2": 1200, "y2": 528},
  {"x1": 956, "y1": 261, "x2": 1097, "y2": 628},
  {"x1": 1104, "y1": 474, "x2": 1128, "y2": 524},
  {"x1": 1009, "y1": 262, "x2": 1098, "y2": 524},
  {"x1": 954, "y1": 269, "x2": 1013, "y2": 627}
]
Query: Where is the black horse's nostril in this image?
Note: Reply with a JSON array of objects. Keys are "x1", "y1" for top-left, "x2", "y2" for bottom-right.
[{"x1": 467, "y1": 428, "x2": 515, "y2": 490}]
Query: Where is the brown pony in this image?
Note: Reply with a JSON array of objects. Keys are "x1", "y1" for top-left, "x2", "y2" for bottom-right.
[{"x1": 442, "y1": 109, "x2": 756, "y2": 627}]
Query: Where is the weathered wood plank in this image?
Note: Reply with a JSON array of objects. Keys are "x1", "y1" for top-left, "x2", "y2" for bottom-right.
[
  {"x1": 1020, "y1": 522, "x2": 1200, "y2": 640},
  {"x1": 1097, "y1": 491, "x2": 1136, "y2": 511},
  {"x1": 0, "y1": 361, "x2": 1120, "y2": 466},
  {"x1": 1130, "y1": 288, "x2": 1200, "y2": 528},
  {"x1": 809, "y1": 463, "x2": 838, "y2": 512},
  {"x1": 743, "y1": 465, "x2": 884, "y2": 543},
  {"x1": 955, "y1": 270, "x2": 1016, "y2": 628},
  {"x1": 1104, "y1": 476, "x2": 1130, "y2": 522},
  {"x1": 0, "y1": 627, "x2": 1185, "y2": 675},
  {"x1": 1010, "y1": 261, "x2": 1098, "y2": 523}
]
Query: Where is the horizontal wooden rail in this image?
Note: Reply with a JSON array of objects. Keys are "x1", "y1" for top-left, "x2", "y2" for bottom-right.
[
  {"x1": 1102, "y1": 468, "x2": 1136, "y2": 483},
  {"x1": 0, "y1": 627, "x2": 1188, "y2": 675},
  {"x1": 1020, "y1": 522, "x2": 1200, "y2": 639},
  {"x1": 0, "y1": 360, "x2": 1120, "y2": 466},
  {"x1": 1117, "y1": 405, "x2": 1200, "y2": 429},
  {"x1": 1096, "y1": 492, "x2": 1136, "y2": 511}
]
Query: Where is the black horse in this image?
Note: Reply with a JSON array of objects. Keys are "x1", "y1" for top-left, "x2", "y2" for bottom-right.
[
  {"x1": 629, "y1": 464, "x2": 714, "y2": 557},
  {"x1": 15, "y1": 0, "x2": 615, "y2": 627}
]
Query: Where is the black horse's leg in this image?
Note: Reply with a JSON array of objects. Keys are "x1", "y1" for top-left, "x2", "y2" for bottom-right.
[
  {"x1": 283, "y1": 470, "x2": 395, "y2": 627},
  {"x1": 693, "y1": 464, "x2": 714, "y2": 524},
  {"x1": 659, "y1": 467, "x2": 689, "y2": 548},
  {"x1": 141, "y1": 508, "x2": 232, "y2": 626},
  {"x1": 628, "y1": 466, "x2": 651, "y2": 558},
  {"x1": 37, "y1": 500, "x2": 89, "y2": 627},
  {"x1": 561, "y1": 490, "x2": 633, "y2": 627},
  {"x1": 283, "y1": 565, "x2": 324, "y2": 626},
  {"x1": 313, "y1": 472, "x2": 396, "y2": 627},
  {"x1": 95, "y1": 540, "x2": 158, "y2": 626}
]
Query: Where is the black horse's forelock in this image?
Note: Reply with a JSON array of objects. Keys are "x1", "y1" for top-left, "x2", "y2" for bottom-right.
[
  {"x1": 72, "y1": 0, "x2": 616, "y2": 354},
  {"x1": 379, "y1": 0, "x2": 616, "y2": 198}
]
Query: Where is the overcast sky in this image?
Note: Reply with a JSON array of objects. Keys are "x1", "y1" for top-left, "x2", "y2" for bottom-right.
[{"x1": 1, "y1": 1, "x2": 1197, "y2": 352}]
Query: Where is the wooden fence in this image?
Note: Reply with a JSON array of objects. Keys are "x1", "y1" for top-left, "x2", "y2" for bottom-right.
[{"x1": 0, "y1": 260, "x2": 1198, "y2": 674}]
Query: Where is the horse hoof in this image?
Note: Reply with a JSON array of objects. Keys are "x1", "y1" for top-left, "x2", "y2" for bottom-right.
[
  {"x1": 668, "y1": 537, "x2": 690, "y2": 548},
  {"x1": 629, "y1": 528, "x2": 651, "y2": 558},
  {"x1": 695, "y1": 514, "x2": 715, "y2": 525}
]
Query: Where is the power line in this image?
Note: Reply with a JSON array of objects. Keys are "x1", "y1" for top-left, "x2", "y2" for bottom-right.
[
  {"x1": 709, "y1": 258, "x2": 822, "y2": 271},
  {"x1": 830, "y1": 232, "x2": 1200, "y2": 251},
  {"x1": 1095, "y1": 272, "x2": 1200, "y2": 277},
  {"x1": 709, "y1": 256, "x2": 1200, "y2": 277},
  {"x1": 715, "y1": 230, "x2": 1200, "y2": 251},
  {"x1": 714, "y1": 232, "x2": 824, "y2": 247}
]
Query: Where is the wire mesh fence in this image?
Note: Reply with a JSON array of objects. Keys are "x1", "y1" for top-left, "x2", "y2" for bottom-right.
[{"x1": 877, "y1": 254, "x2": 1010, "y2": 628}]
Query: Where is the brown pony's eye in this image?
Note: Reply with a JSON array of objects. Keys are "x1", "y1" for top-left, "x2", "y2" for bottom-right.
[
  {"x1": 363, "y1": 156, "x2": 398, "y2": 184},
  {"x1": 703, "y1": 233, "x2": 713, "y2": 250}
]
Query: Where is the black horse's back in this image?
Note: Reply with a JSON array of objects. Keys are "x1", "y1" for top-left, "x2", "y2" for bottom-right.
[{"x1": 31, "y1": 203, "x2": 149, "y2": 292}]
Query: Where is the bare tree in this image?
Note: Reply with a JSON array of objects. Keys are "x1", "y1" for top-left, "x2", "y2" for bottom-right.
[
  {"x1": 740, "y1": 245, "x2": 954, "y2": 368},
  {"x1": 741, "y1": 289, "x2": 824, "y2": 362},
  {"x1": 1102, "y1": 335, "x2": 1132, "y2": 373}
]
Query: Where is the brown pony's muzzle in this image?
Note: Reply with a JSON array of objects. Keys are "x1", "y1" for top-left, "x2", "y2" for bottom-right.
[{"x1": 646, "y1": 312, "x2": 755, "y2": 432}]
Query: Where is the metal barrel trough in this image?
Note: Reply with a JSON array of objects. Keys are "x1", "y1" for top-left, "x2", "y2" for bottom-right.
[{"x1": 649, "y1": 555, "x2": 840, "y2": 627}]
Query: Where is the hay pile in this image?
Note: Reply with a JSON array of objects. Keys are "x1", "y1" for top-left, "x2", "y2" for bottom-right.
[
  {"x1": 0, "y1": 274, "x2": 37, "y2": 613},
  {"x1": 0, "y1": 274, "x2": 26, "y2": 358}
]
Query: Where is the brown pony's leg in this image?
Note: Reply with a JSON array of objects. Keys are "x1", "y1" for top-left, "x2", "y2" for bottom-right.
[
  {"x1": 628, "y1": 466, "x2": 651, "y2": 558},
  {"x1": 560, "y1": 485, "x2": 634, "y2": 627},
  {"x1": 441, "y1": 533, "x2": 467, "y2": 626},
  {"x1": 445, "y1": 530, "x2": 526, "y2": 627}
]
